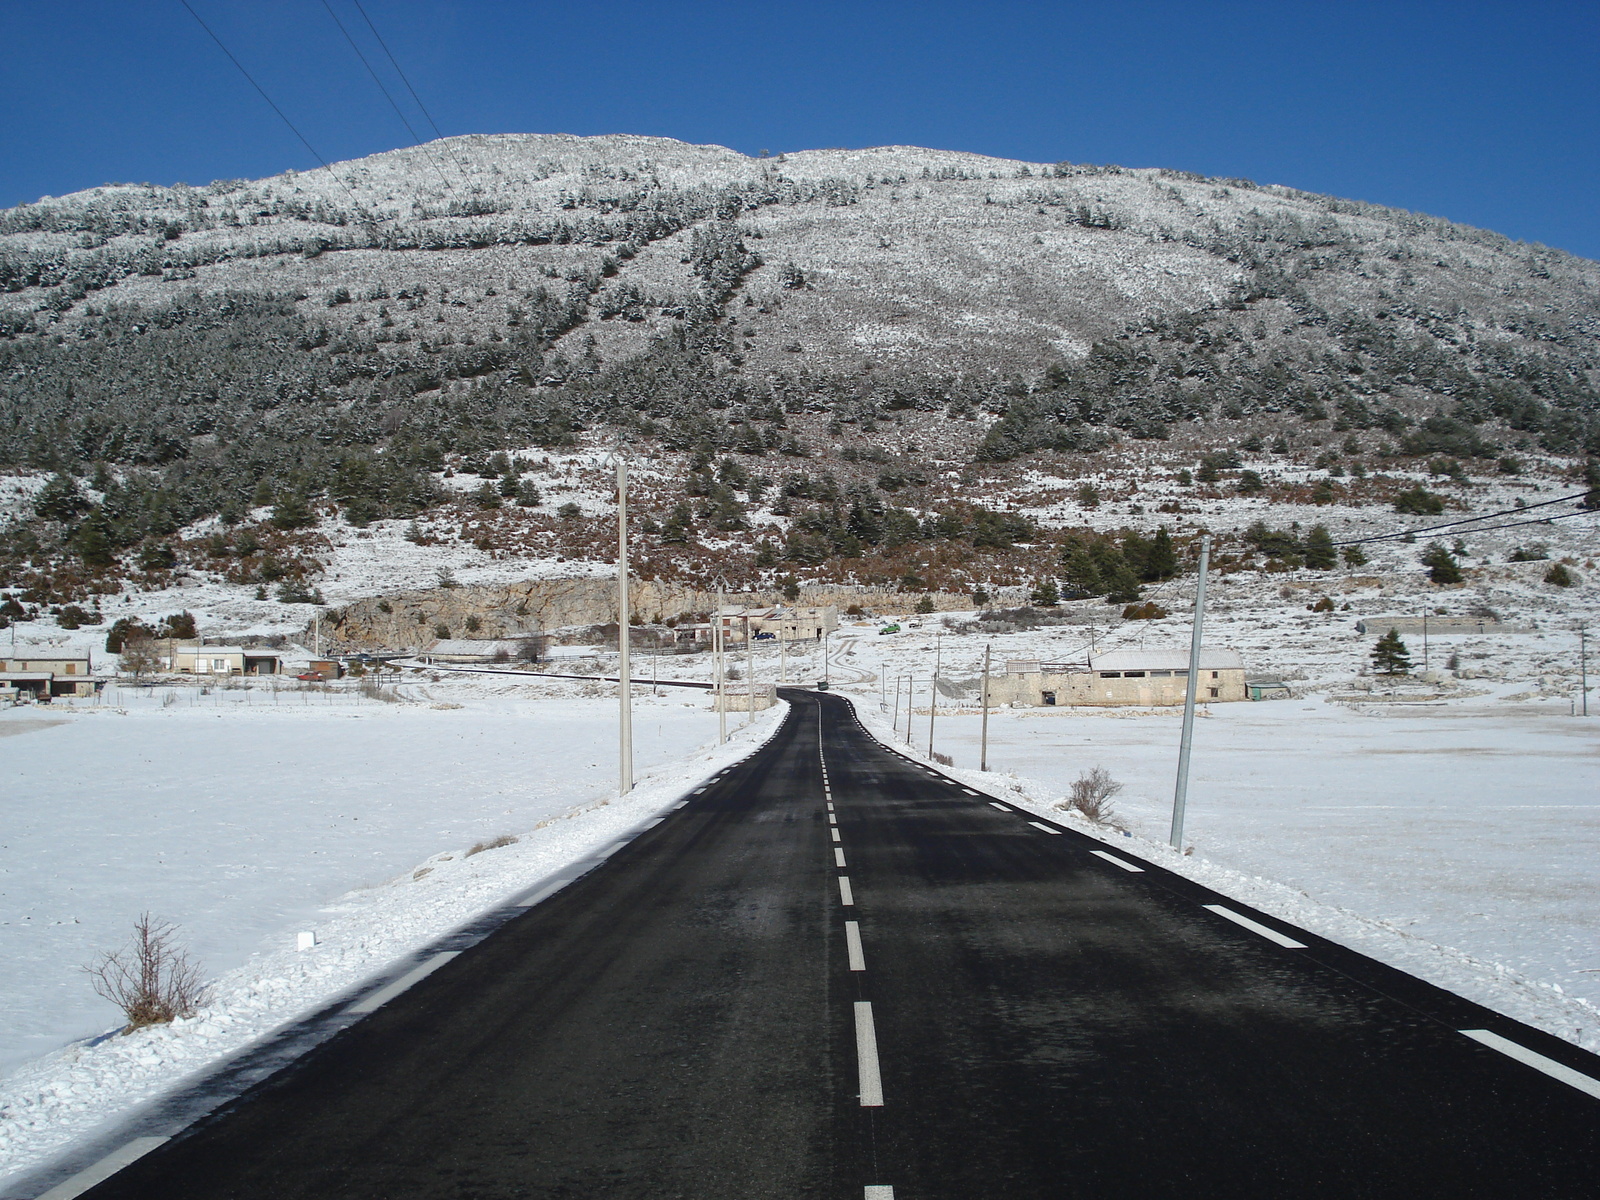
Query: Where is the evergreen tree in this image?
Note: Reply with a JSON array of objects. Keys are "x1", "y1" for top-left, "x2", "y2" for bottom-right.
[
  {"x1": 1059, "y1": 540, "x2": 1103, "y2": 599},
  {"x1": 270, "y1": 493, "x2": 315, "y2": 530},
  {"x1": 1371, "y1": 629, "x2": 1412, "y2": 675},
  {"x1": 1143, "y1": 527, "x2": 1178, "y2": 580},
  {"x1": 1029, "y1": 579, "x2": 1060, "y2": 607},
  {"x1": 1421, "y1": 543, "x2": 1462, "y2": 584},
  {"x1": 1303, "y1": 525, "x2": 1336, "y2": 569}
]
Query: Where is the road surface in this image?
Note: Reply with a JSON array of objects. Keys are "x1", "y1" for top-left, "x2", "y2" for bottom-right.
[{"x1": 37, "y1": 691, "x2": 1600, "y2": 1198}]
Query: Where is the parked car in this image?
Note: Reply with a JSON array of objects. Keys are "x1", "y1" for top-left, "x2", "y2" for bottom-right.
[
  {"x1": 296, "y1": 671, "x2": 325, "y2": 682},
  {"x1": 879, "y1": 624, "x2": 901, "y2": 635},
  {"x1": 816, "y1": 679, "x2": 830, "y2": 691}
]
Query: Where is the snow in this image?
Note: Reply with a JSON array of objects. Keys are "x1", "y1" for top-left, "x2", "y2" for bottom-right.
[{"x1": 0, "y1": 675, "x2": 787, "y2": 1187}]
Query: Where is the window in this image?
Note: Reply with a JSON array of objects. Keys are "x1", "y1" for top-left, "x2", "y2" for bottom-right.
[
  {"x1": 1208, "y1": 687, "x2": 1219, "y2": 698},
  {"x1": 213, "y1": 659, "x2": 229, "y2": 672},
  {"x1": 63, "y1": 663, "x2": 76, "y2": 674},
  {"x1": 1150, "y1": 670, "x2": 1171, "y2": 677},
  {"x1": 1123, "y1": 671, "x2": 1146, "y2": 678},
  {"x1": 1211, "y1": 671, "x2": 1219, "y2": 678},
  {"x1": 1041, "y1": 691, "x2": 1056, "y2": 706},
  {"x1": 1098, "y1": 671, "x2": 1121, "y2": 678}
]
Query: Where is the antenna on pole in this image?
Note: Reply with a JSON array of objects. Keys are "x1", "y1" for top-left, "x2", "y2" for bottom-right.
[{"x1": 1170, "y1": 533, "x2": 1211, "y2": 850}]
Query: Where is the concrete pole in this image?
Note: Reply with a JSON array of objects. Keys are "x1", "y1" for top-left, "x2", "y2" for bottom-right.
[
  {"x1": 780, "y1": 631, "x2": 788, "y2": 684},
  {"x1": 744, "y1": 613, "x2": 754, "y2": 727},
  {"x1": 980, "y1": 642, "x2": 991, "y2": 772},
  {"x1": 927, "y1": 633, "x2": 940, "y2": 757},
  {"x1": 714, "y1": 588, "x2": 726, "y2": 745},
  {"x1": 1170, "y1": 534, "x2": 1211, "y2": 850},
  {"x1": 892, "y1": 672, "x2": 902, "y2": 733},
  {"x1": 617, "y1": 457, "x2": 633, "y2": 794},
  {"x1": 1581, "y1": 627, "x2": 1589, "y2": 717}
]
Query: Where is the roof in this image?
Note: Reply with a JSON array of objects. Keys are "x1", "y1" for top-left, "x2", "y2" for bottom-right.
[
  {"x1": 173, "y1": 646, "x2": 263, "y2": 657},
  {"x1": 427, "y1": 639, "x2": 525, "y2": 655},
  {"x1": 1088, "y1": 648, "x2": 1245, "y2": 672}
]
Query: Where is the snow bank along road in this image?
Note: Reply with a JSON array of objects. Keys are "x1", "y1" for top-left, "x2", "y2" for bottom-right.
[{"x1": 23, "y1": 692, "x2": 1600, "y2": 1199}]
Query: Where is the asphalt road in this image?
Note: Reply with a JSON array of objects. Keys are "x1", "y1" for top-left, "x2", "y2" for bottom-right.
[{"x1": 52, "y1": 691, "x2": 1600, "y2": 1199}]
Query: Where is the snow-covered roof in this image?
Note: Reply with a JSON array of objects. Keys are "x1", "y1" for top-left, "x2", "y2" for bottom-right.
[
  {"x1": 1088, "y1": 648, "x2": 1245, "y2": 672},
  {"x1": 427, "y1": 639, "x2": 524, "y2": 655}
]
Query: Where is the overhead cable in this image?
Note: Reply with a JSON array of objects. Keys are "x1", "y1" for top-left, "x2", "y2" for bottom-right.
[
  {"x1": 349, "y1": 0, "x2": 475, "y2": 186},
  {"x1": 178, "y1": 0, "x2": 363, "y2": 211},
  {"x1": 319, "y1": 0, "x2": 456, "y2": 195},
  {"x1": 1329, "y1": 490, "x2": 1592, "y2": 546}
]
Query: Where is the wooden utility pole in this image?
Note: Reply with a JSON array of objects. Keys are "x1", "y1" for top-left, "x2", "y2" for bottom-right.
[
  {"x1": 927, "y1": 633, "x2": 941, "y2": 757},
  {"x1": 714, "y1": 587, "x2": 726, "y2": 745}
]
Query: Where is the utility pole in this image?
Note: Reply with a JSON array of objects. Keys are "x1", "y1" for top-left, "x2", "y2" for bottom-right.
[
  {"x1": 823, "y1": 629, "x2": 831, "y2": 686},
  {"x1": 892, "y1": 673, "x2": 902, "y2": 734},
  {"x1": 714, "y1": 587, "x2": 726, "y2": 745},
  {"x1": 779, "y1": 629, "x2": 788, "y2": 684},
  {"x1": 1422, "y1": 611, "x2": 1430, "y2": 673},
  {"x1": 980, "y1": 642, "x2": 992, "y2": 772},
  {"x1": 743, "y1": 611, "x2": 754, "y2": 727},
  {"x1": 1170, "y1": 534, "x2": 1211, "y2": 851},
  {"x1": 1581, "y1": 627, "x2": 1589, "y2": 717},
  {"x1": 616, "y1": 455, "x2": 633, "y2": 794},
  {"x1": 905, "y1": 677, "x2": 914, "y2": 745},
  {"x1": 927, "y1": 633, "x2": 941, "y2": 757}
]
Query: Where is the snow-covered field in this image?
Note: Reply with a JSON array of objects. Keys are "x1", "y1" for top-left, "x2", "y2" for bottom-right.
[{"x1": 0, "y1": 673, "x2": 783, "y2": 1186}]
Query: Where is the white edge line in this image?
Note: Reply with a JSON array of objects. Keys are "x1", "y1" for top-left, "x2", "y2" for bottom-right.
[
  {"x1": 989, "y1": 801, "x2": 1009, "y2": 811},
  {"x1": 35, "y1": 1136, "x2": 170, "y2": 1200},
  {"x1": 1461, "y1": 1029, "x2": 1600, "y2": 1100},
  {"x1": 1090, "y1": 849, "x2": 1145, "y2": 873},
  {"x1": 595, "y1": 840, "x2": 626, "y2": 859},
  {"x1": 1027, "y1": 820, "x2": 1062, "y2": 835},
  {"x1": 839, "y1": 876, "x2": 855, "y2": 906},
  {"x1": 1203, "y1": 904, "x2": 1307, "y2": 949},
  {"x1": 515, "y1": 878, "x2": 572, "y2": 908},
  {"x1": 855, "y1": 1001, "x2": 884, "y2": 1106},
  {"x1": 672, "y1": 799, "x2": 690, "y2": 809},
  {"x1": 347, "y1": 951, "x2": 461, "y2": 1014}
]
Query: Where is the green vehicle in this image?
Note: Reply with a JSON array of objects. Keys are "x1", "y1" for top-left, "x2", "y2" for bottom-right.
[{"x1": 879, "y1": 623, "x2": 901, "y2": 635}]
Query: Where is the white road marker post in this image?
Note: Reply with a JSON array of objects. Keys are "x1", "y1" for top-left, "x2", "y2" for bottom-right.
[
  {"x1": 1170, "y1": 533, "x2": 1211, "y2": 850},
  {"x1": 616, "y1": 455, "x2": 633, "y2": 794}
]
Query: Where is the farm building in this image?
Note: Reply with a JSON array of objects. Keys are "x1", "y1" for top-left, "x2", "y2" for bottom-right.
[
  {"x1": 984, "y1": 648, "x2": 1248, "y2": 707},
  {"x1": 418, "y1": 638, "x2": 530, "y2": 664},
  {"x1": 0, "y1": 651, "x2": 97, "y2": 699},
  {"x1": 162, "y1": 644, "x2": 282, "y2": 675}
]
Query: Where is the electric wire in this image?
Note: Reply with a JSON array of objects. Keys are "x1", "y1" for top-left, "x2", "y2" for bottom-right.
[
  {"x1": 1328, "y1": 490, "x2": 1592, "y2": 546},
  {"x1": 178, "y1": 0, "x2": 364, "y2": 212},
  {"x1": 349, "y1": 0, "x2": 475, "y2": 187},
  {"x1": 319, "y1": 0, "x2": 457, "y2": 195}
]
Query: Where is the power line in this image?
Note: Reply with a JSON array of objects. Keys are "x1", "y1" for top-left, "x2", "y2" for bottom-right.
[
  {"x1": 1329, "y1": 490, "x2": 1592, "y2": 546},
  {"x1": 178, "y1": 0, "x2": 364, "y2": 212},
  {"x1": 319, "y1": 0, "x2": 456, "y2": 195},
  {"x1": 349, "y1": 0, "x2": 475, "y2": 187}
]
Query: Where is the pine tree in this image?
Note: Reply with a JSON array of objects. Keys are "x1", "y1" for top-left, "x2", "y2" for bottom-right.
[
  {"x1": 1029, "y1": 579, "x2": 1060, "y2": 607},
  {"x1": 1303, "y1": 525, "x2": 1336, "y2": 569},
  {"x1": 1420, "y1": 543, "x2": 1462, "y2": 584},
  {"x1": 1143, "y1": 527, "x2": 1178, "y2": 580},
  {"x1": 1371, "y1": 629, "x2": 1412, "y2": 675}
]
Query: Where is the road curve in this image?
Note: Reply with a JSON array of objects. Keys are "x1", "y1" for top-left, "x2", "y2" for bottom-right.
[{"x1": 40, "y1": 691, "x2": 1600, "y2": 1199}]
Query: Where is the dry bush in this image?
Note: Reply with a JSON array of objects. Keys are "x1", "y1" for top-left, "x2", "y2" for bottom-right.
[
  {"x1": 1059, "y1": 766, "x2": 1123, "y2": 825},
  {"x1": 465, "y1": 834, "x2": 519, "y2": 858},
  {"x1": 84, "y1": 913, "x2": 209, "y2": 1031},
  {"x1": 931, "y1": 751, "x2": 953, "y2": 767}
]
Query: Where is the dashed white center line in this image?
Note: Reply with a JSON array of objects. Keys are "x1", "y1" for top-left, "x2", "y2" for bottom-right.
[
  {"x1": 1027, "y1": 820, "x2": 1062, "y2": 835},
  {"x1": 36, "y1": 1136, "x2": 171, "y2": 1200},
  {"x1": 962, "y1": 788, "x2": 979, "y2": 796},
  {"x1": 1091, "y1": 849, "x2": 1145, "y2": 873},
  {"x1": 827, "y1": 802, "x2": 835, "y2": 812},
  {"x1": 1460, "y1": 1029, "x2": 1600, "y2": 1100},
  {"x1": 348, "y1": 951, "x2": 461, "y2": 1014},
  {"x1": 845, "y1": 920, "x2": 866, "y2": 971},
  {"x1": 831, "y1": 828, "x2": 842, "y2": 843},
  {"x1": 989, "y1": 801, "x2": 1010, "y2": 812},
  {"x1": 828, "y1": 813, "x2": 838, "y2": 825},
  {"x1": 839, "y1": 876, "x2": 855, "y2": 906},
  {"x1": 854, "y1": 1001, "x2": 884, "y2": 1106},
  {"x1": 1203, "y1": 904, "x2": 1307, "y2": 948},
  {"x1": 864, "y1": 1188, "x2": 896, "y2": 1200},
  {"x1": 834, "y1": 848, "x2": 847, "y2": 867}
]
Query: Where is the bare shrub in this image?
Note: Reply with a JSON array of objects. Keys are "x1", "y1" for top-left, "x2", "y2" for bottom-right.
[
  {"x1": 464, "y1": 834, "x2": 519, "y2": 857},
  {"x1": 931, "y1": 751, "x2": 953, "y2": 767},
  {"x1": 84, "y1": 914, "x2": 209, "y2": 1031},
  {"x1": 1059, "y1": 766, "x2": 1123, "y2": 825}
]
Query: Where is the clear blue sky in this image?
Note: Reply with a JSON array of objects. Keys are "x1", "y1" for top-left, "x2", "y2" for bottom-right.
[{"x1": 4, "y1": 1, "x2": 1597, "y2": 259}]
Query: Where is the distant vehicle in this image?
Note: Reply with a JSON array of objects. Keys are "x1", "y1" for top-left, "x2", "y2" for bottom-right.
[
  {"x1": 879, "y1": 624, "x2": 901, "y2": 635},
  {"x1": 296, "y1": 671, "x2": 325, "y2": 682},
  {"x1": 816, "y1": 679, "x2": 830, "y2": 691}
]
